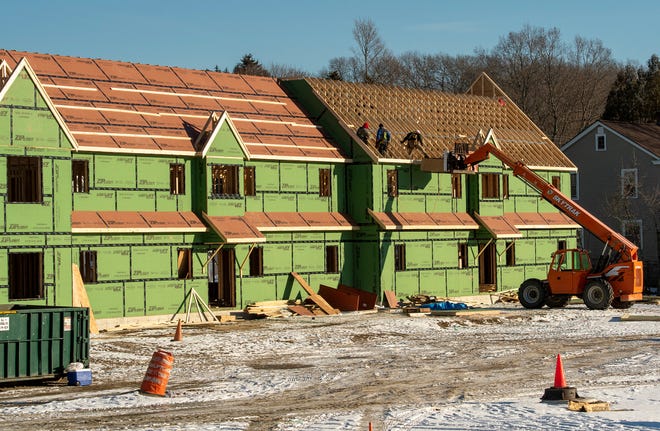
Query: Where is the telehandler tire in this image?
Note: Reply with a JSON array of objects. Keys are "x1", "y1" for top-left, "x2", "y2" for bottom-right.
[
  {"x1": 518, "y1": 279, "x2": 547, "y2": 309},
  {"x1": 583, "y1": 279, "x2": 614, "y2": 310}
]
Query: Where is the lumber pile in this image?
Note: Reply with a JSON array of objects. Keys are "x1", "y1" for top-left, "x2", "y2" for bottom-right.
[
  {"x1": 244, "y1": 300, "x2": 322, "y2": 318},
  {"x1": 567, "y1": 399, "x2": 610, "y2": 412},
  {"x1": 290, "y1": 272, "x2": 340, "y2": 315},
  {"x1": 490, "y1": 289, "x2": 519, "y2": 304}
]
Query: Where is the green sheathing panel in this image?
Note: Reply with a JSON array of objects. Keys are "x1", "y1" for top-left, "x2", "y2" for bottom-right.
[
  {"x1": 73, "y1": 154, "x2": 193, "y2": 212},
  {"x1": 72, "y1": 234, "x2": 208, "y2": 319},
  {"x1": 377, "y1": 230, "x2": 480, "y2": 300},
  {"x1": 347, "y1": 164, "x2": 373, "y2": 224},
  {"x1": 0, "y1": 69, "x2": 68, "y2": 150},
  {"x1": 235, "y1": 231, "x2": 356, "y2": 307},
  {"x1": 0, "y1": 69, "x2": 76, "y2": 309},
  {"x1": 206, "y1": 159, "x2": 342, "y2": 215},
  {"x1": 374, "y1": 164, "x2": 464, "y2": 213},
  {"x1": 205, "y1": 121, "x2": 245, "y2": 158}
]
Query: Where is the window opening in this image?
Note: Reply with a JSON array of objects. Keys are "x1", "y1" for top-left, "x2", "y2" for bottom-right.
[
  {"x1": 326, "y1": 245, "x2": 339, "y2": 273},
  {"x1": 387, "y1": 170, "x2": 398, "y2": 197},
  {"x1": 170, "y1": 164, "x2": 185, "y2": 195},
  {"x1": 177, "y1": 249, "x2": 192, "y2": 279},
  {"x1": 211, "y1": 165, "x2": 239, "y2": 196},
  {"x1": 394, "y1": 244, "x2": 406, "y2": 271},
  {"x1": 80, "y1": 250, "x2": 98, "y2": 283},
  {"x1": 249, "y1": 246, "x2": 264, "y2": 276},
  {"x1": 9, "y1": 252, "x2": 43, "y2": 300},
  {"x1": 72, "y1": 160, "x2": 89, "y2": 193},
  {"x1": 319, "y1": 168, "x2": 331, "y2": 197},
  {"x1": 7, "y1": 156, "x2": 42, "y2": 203},
  {"x1": 244, "y1": 166, "x2": 256, "y2": 196}
]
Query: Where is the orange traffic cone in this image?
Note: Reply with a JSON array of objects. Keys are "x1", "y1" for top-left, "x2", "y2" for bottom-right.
[
  {"x1": 541, "y1": 353, "x2": 578, "y2": 401},
  {"x1": 553, "y1": 354, "x2": 567, "y2": 388},
  {"x1": 172, "y1": 319, "x2": 183, "y2": 341}
]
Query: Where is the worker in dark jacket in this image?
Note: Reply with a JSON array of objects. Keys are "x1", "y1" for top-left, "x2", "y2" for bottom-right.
[
  {"x1": 376, "y1": 123, "x2": 391, "y2": 155},
  {"x1": 356, "y1": 122, "x2": 370, "y2": 144},
  {"x1": 401, "y1": 130, "x2": 429, "y2": 158}
]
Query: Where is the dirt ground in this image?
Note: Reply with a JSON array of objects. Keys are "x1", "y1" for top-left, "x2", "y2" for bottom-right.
[{"x1": 0, "y1": 303, "x2": 658, "y2": 430}]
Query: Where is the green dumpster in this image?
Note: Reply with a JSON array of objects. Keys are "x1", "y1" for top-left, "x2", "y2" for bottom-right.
[{"x1": 0, "y1": 305, "x2": 90, "y2": 382}]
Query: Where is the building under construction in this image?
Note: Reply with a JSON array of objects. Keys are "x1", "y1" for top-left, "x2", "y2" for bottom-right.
[{"x1": 0, "y1": 50, "x2": 578, "y2": 319}]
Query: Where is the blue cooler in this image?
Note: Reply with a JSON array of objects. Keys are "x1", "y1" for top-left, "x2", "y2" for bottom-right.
[{"x1": 67, "y1": 369, "x2": 92, "y2": 386}]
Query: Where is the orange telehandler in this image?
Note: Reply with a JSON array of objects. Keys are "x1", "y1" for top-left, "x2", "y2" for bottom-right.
[{"x1": 461, "y1": 142, "x2": 644, "y2": 310}]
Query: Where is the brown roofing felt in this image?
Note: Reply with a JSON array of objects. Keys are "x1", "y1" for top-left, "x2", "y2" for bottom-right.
[
  {"x1": 368, "y1": 210, "x2": 478, "y2": 230},
  {"x1": 0, "y1": 49, "x2": 345, "y2": 160},
  {"x1": 600, "y1": 120, "x2": 660, "y2": 157},
  {"x1": 302, "y1": 75, "x2": 575, "y2": 168},
  {"x1": 71, "y1": 211, "x2": 206, "y2": 232}
]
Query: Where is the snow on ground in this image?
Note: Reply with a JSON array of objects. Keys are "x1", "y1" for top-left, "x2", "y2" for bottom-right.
[{"x1": 0, "y1": 303, "x2": 658, "y2": 430}]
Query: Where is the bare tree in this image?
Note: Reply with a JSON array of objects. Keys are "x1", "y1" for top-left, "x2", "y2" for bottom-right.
[
  {"x1": 351, "y1": 18, "x2": 387, "y2": 83},
  {"x1": 268, "y1": 63, "x2": 310, "y2": 79}
]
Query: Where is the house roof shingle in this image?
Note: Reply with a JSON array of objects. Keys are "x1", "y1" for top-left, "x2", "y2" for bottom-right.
[{"x1": 600, "y1": 120, "x2": 660, "y2": 157}]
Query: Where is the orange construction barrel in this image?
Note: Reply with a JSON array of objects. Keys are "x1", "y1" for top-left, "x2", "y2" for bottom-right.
[{"x1": 140, "y1": 349, "x2": 174, "y2": 396}]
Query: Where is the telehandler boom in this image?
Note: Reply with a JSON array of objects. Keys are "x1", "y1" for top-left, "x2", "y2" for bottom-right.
[{"x1": 462, "y1": 142, "x2": 644, "y2": 310}]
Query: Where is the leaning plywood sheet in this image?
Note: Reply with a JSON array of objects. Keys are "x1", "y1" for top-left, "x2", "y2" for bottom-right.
[
  {"x1": 319, "y1": 285, "x2": 360, "y2": 311},
  {"x1": 290, "y1": 272, "x2": 339, "y2": 315},
  {"x1": 72, "y1": 264, "x2": 99, "y2": 334},
  {"x1": 383, "y1": 290, "x2": 399, "y2": 309},
  {"x1": 338, "y1": 284, "x2": 377, "y2": 310}
]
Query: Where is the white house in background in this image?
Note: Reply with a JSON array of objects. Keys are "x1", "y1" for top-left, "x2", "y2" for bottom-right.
[{"x1": 562, "y1": 119, "x2": 660, "y2": 290}]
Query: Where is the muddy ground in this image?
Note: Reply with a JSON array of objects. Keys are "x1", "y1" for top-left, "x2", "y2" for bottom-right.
[{"x1": 0, "y1": 303, "x2": 658, "y2": 430}]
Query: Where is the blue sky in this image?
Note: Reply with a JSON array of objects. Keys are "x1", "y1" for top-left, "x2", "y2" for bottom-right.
[{"x1": 2, "y1": 0, "x2": 658, "y2": 73}]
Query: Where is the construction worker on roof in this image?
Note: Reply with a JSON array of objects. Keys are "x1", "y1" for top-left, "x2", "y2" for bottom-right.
[
  {"x1": 376, "y1": 123, "x2": 391, "y2": 155},
  {"x1": 356, "y1": 122, "x2": 370, "y2": 144}
]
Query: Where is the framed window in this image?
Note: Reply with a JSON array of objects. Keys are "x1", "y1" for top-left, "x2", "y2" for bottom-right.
[
  {"x1": 79, "y1": 251, "x2": 97, "y2": 283},
  {"x1": 319, "y1": 168, "x2": 331, "y2": 197},
  {"x1": 211, "y1": 165, "x2": 239, "y2": 196},
  {"x1": 9, "y1": 252, "x2": 43, "y2": 300},
  {"x1": 551, "y1": 175, "x2": 561, "y2": 190},
  {"x1": 458, "y1": 243, "x2": 469, "y2": 269},
  {"x1": 502, "y1": 174, "x2": 509, "y2": 199},
  {"x1": 244, "y1": 166, "x2": 256, "y2": 196},
  {"x1": 72, "y1": 160, "x2": 89, "y2": 193},
  {"x1": 394, "y1": 244, "x2": 406, "y2": 271},
  {"x1": 623, "y1": 220, "x2": 642, "y2": 247},
  {"x1": 249, "y1": 246, "x2": 264, "y2": 277},
  {"x1": 481, "y1": 173, "x2": 500, "y2": 199},
  {"x1": 177, "y1": 249, "x2": 192, "y2": 279},
  {"x1": 505, "y1": 241, "x2": 515, "y2": 266},
  {"x1": 570, "y1": 173, "x2": 579, "y2": 200},
  {"x1": 451, "y1": 173, "x2": 462, "y2": 198},
  {"x1": 387, "y1": 170, "x2": 398, "y2": 197},
  {"x1": 621, "y1": 169, "x2": 638, "y2": 198},
  {"x1": 326, "y1": 245, "x2": 339, "y2": 273},
  {"x1": 170, "y1": 164, "x2": 185, "y2": 195},
  {"x1": 595, "y1": 133, "x2": 606, "y2": 151},
  {"x1": 7, "y1": 156, "x2": 42, "y2": 203}
]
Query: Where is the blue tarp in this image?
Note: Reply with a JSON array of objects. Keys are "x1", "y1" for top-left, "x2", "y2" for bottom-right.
[{"x1": 425, "y1": 301, "x2": 468, "y2": 310}]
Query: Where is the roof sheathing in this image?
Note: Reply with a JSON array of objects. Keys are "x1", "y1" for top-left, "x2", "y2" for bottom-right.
[
  {"x1": 0, "y1": 49, "x2": 346, "y2": 161},
  {"x1": 303, "y1": 75, "x2": 574, "y2": 169}
]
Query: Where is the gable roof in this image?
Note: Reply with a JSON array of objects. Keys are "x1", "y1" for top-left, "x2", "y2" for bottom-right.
[
  {"x1": 0, "y1": 49, "x2": 347, "y2": 161},
  {"x1": 298, "y1": 73, "x2": 574, "y2": 169},
  {"x1": 562, "y1": 120, "x2": 660, "y2": 160}
]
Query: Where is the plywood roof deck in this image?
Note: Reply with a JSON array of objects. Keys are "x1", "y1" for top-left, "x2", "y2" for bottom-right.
[
  {"x1": 304, "y1": 76, "x2": 575, "y2": 169},
  {"x1": 0, "y1": 49, "x2": 346, "y2": 160}
]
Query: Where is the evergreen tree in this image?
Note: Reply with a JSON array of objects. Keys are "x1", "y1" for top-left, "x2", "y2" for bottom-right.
[{"x1": 233, "y1": 54, "x2": 270, "y2": 77}]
